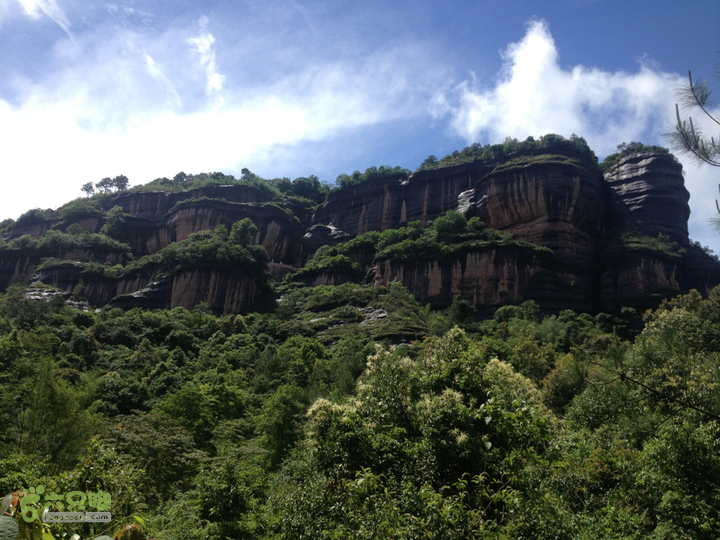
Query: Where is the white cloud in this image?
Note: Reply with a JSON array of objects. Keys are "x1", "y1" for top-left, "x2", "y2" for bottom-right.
[
  {"x1": 437, "y1": 20, "x2": 682, "y2": 157},
  {"x1": 186, "y1": 17, "x2": 224, "y2": 96},
  {"x1": 0, "y1": 19, "x2": 427, "y2": 220},
  {"x1": 17, "y1": 0, "x2": 72, "y2": 36}
]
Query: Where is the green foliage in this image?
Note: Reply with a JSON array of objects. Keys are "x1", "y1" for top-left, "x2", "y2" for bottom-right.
[
  {"x1": 229, "y1": 218, "x2": 258, "y2": 247},
  {"x1": 3, "y1": 228, "x2": 132, "y2": 263},
  {"x1": 611, "y1": 231, "x2": 686, "y2": 258},
  {"x1": 103, "y1": 411, "x2": 205, "y2": 504},
  {"x1": 292, "y1": 253, "x2": 362, "y2": 282},
  {"x1": 334, "y1": 165, "x2": 411, "y2": 190},
  {"x1": 130, "y1": 170, "x2": 285, "y2": 202},
  {"x1": 157, "y1": 224, "x2": 269, "y2": 274},
  {"x1": 494, "y1": 152, "x2": 595, "y2": 175},
  {"x1": 600, "y1": 141, "x2": 673, "y2": 172},
  {"x1": 15, "y1": 208, "x2": 47, "y2": 228},
  {"x1": 257, "y1": 384, "x2": 307, "y2": 469},
  {"x1": 374, "y1": 211, "x2": 550, "y2": 262},
  {"x1": 0, "y1": 249, "x2": 718, "y2": 539},
  {"x1": 19, "y1": 358, "x2": 96, "y2": 470},
  {"x1": 99, "y1": 205, "x2": 132, "y2": 243},
  {"x1": 418, "y1": 133, "x2": 599, "y2": 172},
  {"x1": 295, "y1": 213, "x2": 550, "y2": 285},
  {"x1": 57, "y1": 198, "x2": 104, "y2": 223},
  {"x1": 288, "y1": 175, "x2": 329, "y2": 204},
  {"x1": 272, "y1": 328, "x2": 556, "y2": 537},
  {"x1": 668, "y1": 68, "x2": 720, "y2": 169}
]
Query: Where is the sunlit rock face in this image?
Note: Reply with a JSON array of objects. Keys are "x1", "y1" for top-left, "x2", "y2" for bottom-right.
[{"x1": 471, "y1": 160, "x2": 606, "y2": 269}]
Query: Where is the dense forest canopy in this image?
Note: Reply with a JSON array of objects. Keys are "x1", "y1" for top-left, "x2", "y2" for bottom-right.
[{"x1": 0, "y1": 280, "x2": 719, "y2": 539}]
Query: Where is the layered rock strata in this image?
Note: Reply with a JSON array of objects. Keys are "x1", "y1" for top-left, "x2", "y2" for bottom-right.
[
  {"x1": 312, "y1": 151, "x2": 718, "y2": 313},
  {"x1": 2, "y1": 148, "x2": 718, "y2": 315},
  {"x1": 604, "y1": 152, "x2": 690, "y2": 243},
  {"x1": 312, "y1": 161, "x2": 493, "y2": 235}
]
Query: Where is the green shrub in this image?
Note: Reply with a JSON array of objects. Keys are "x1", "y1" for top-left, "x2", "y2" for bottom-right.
[
  {"x1": 600, "y1": 141, "x2": 674, "y2": 172},
  {"x1": 417, "y1": 133, "x2": 599, "y2": 173}
]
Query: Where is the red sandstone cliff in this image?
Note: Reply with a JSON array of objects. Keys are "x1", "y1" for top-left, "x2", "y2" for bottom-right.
[{"x1": 2, "y1": 147, "x2": 717, "y2": 315}]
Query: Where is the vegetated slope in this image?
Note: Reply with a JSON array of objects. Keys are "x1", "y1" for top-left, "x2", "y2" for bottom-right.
[{"x1": 0, "y1": 276, "x2": 718, "y2": 538}]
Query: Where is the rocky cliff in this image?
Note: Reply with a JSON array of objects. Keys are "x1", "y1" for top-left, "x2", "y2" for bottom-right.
[
  {"x1": 603, "y1": 152, "x2": 690, "y2": 243},
  {"x1": 309, "y1": 149, "x2": 718, "y2": 313},
  {"x1": 2, "y1": 139, "x2": 718, "y2": 315},
  {"x1": 373, "y1": 247, "x2": 562, "y2": 311},
  {"x1": 119, "y1": 198, "x2": 307, "y2": 264},
  {"x1": 312, "y1": 161, "x2": 491, "y2": 235}
]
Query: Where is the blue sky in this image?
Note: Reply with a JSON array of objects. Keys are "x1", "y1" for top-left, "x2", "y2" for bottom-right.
[{"x1": 1, "y1": 0, "x2": 719, "y2": 249}]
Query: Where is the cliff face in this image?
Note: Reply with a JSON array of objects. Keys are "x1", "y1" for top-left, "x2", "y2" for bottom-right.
[
  {"x1": 312, "y1": 162, "x2": 491, "y2": 236},
  {"x1": 108, "y1": 269, "x2": 262, "y2": 314},
  {"x1": 2, "y1": 145, "x2": 717, "y2": 316},
  {"x1": 101, "y1": 184, "x2": 273, "y2": 217},
  {"x1": 373, "y1": 248, "x2": 555, "y2": 309},
  {"x1": 0, "y1": 244, "x2": 128, "y2": 293},
  {"x1": 32, "y1": 261, "x2": 160, "y2": 307},
  {"x1": 311, "y1": 151, "x2": 718, "y2": 313},
  {"x1": 604, "y1": 152, "x2": 690, "y2": 243},
  {"x1": 5, "y1": 185, "x2": 307, "y2": 266},
  {"x1": 0, "y1": 252, "x2": 36, "y2": 290},
  {"x1": 469, "y1": 160, "x2": 606, "y2": 269},
  {"x1": 122, "y1": 199, "x2": 307, "y2": 265},
  {"x1": 599, "y1": 247, "x2": 683, "y2": 313},
  {"x1": 34, "y1": 260, "x2": 268, "y2": 315}
]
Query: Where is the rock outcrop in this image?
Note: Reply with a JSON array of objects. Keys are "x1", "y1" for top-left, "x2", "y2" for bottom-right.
[
  {"x1": 100, "y1": 184, "x2": 274, "y2": 217},
  {"x1": 373, "y1": 247, "x2": 558, "y2": 310},
  {"x1": 107, "y1": 268, "x2": 263, "y2": 314},
  {"x1": 0, "y1": 252, "x2": 36, "y2": 290},
  {"x1": 604, "y1": 152, "x2": 690, "y2": 243},
  {"x1": 120, "y1": 199, "x2": 307, "y2": 265},
  {"x1": 33, "y1": 260, "x2": 269, "y2": 314}
]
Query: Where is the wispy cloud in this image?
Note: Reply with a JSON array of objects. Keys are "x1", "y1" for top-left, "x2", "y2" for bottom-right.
[
  {"x1": 187, "y1": 16, "x2": 224, "y2": 96},
  {"x1": 17, "y1": 0, "x2": 72, "y2": 37},
  {"x1": 0, "y1": 15, "x2": 432, "y2": 219}
]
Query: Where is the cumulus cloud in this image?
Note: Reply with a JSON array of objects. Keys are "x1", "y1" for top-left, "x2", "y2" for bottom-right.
[{"x1": 437, "y1": 20, "x2": 682, "y2": 157}]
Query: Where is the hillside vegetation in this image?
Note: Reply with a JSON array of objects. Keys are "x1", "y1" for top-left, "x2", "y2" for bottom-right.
[{"x1": 0, "y1": 280, "x2": 719, "y2": 538}]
